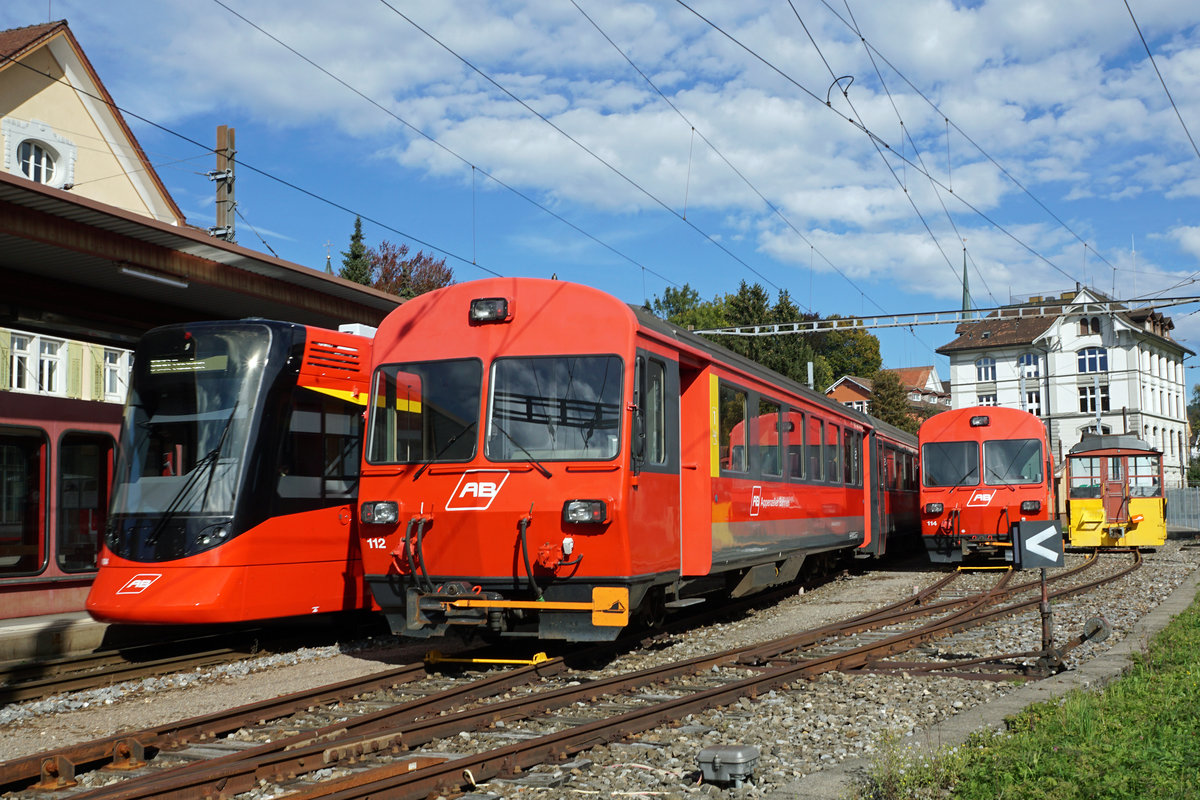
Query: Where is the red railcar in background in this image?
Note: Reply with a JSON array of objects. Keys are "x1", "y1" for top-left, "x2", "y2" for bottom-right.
[
  {"x1": 86, "y1": 319, "x2": 378, "y2": 624},
  {"x1": 0, "y1": 388, "x2": 121, "y2": 619},
  {"x1": 357, "y1": 277, "x2": 918, "y2": 642},
  {"x1": 918, "y1": 406, "x2": 1055, "y2": 563}
]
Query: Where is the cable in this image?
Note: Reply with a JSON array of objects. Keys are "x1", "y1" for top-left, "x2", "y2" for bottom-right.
[
  {"x1": 672, "y1": 0, "x2": 1088, "y2": 291},
  {"x1": 375, "y1": 0, "x2": 784, "y2": 293},
  {"x1": 209, "y1": 0, "x2": 679, "y2": 289}
]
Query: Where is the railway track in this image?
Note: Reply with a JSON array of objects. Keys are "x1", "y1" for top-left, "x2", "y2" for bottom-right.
[
  {"x1": 0, "y1": 550, "x2": 1141, "y2": 799},
  {"x1": 0, "y1": 615, "x2": 387, "y2": 705}
]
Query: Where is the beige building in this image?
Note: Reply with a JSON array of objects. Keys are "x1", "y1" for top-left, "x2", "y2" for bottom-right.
[{"x1": 1, "y1": 20, "x2": 183, "y2": 224}]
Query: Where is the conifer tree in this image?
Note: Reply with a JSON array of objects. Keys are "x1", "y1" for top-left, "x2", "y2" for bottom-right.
[
  {"x1": 339, "y1": 216, "x2": 372, "y2": 285},
  {"x1": 868, "y1": 370, "x2": 918, "y2": 434}
]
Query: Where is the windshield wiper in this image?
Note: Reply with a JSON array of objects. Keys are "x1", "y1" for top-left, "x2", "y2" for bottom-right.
[
  {"x1": 145, "y1": 402, "x2": 239, "y2": 547},
  {"x1": 413, "y1": 420, "x2": 476, "y2": 480},
  {"x1": 490, "y1": 420, "x2": 552, "y2": 478}
]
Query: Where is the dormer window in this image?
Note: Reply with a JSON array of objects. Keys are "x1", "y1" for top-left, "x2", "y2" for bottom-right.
[{"x1": 17, "y1": 140, "x2": 55, "y2": 184}]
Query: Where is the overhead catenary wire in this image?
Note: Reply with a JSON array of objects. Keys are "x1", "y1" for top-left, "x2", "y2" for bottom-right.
[
  {"x1": 672, "y1": 0, "x2": 1092, "y2": 293},
  {"x1": 209, "y1": 0, "x2": 680, "y2": 290},
  {"x1": 376, "y1": 0, "x2": 785, "y2": 294},
  {"x1": 0, "y1": 47, "x2": 500, "y2": 277}
]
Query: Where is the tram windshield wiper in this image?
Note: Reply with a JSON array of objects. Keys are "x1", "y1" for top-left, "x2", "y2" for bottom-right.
[
  {"x1": 145, "y1": 401, "x2": 239, "y2": 545},
  {"x1": 413, "y1": 420, "x2": 477, "y2": 480},
  {"x1": 489, "y1": 419, "x2": 552, "y2": 478}
]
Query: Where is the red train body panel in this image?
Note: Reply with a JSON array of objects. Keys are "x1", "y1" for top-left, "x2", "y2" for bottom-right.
[
  {"x1": 918, "y1": 406, "x2": 1055, "y2": 563},
  {"x1": 0, "y1": 392, "x2": 121, "y2": 619},
  {"x1": 86, "y1": 320, "x2": 377, "y2": 624},
  {"x1": 358, "y1": 278, "x2": 918, "y2": 641}
]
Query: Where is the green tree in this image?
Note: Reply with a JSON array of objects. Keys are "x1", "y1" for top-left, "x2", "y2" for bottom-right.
[
  {"x1": 339, "y1": 216, "x2": 372, "y2": 285},
  {"x1": 868, "y1": 370, "x2": 918, "y2": 434},
  {"x1": 651, "y1": 283, "x2": 729, "y2": 331},
  {"x1": 822, "y1": 320, "x2": 882, "y2": 382},
  {"x1": 370, "y1": 240, "x2": 453, "y2": 299}
]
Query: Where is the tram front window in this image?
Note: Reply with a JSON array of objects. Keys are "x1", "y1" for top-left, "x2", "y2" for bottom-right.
[
  {"x1": 983, "y1": 438, "x2": 1043, "y2": 485},
  {"x1": 111, "y1": 326, "x2": 269, "y2": 520},
  {"x1": 367, "y1": 360, "x2": 482, "y2": 464},
  {"x1": 921, "y1": 441, "x2": 979, "y2": 487},
  {"x1": 486, "y1": 355, "x2": 623, "y2": 461}
]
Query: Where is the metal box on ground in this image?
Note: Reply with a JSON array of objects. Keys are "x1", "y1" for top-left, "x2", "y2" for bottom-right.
[{"x1": 697, "y1": 745, "x2": 759, "y2": 787}]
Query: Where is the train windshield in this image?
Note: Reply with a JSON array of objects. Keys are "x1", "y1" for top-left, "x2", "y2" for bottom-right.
[
  {"x1": 921, "y1": 441, "x2": 979, "y2": 487},
  {"x1": 485, "y1": 355, "x2": 623, "y2": 461},
  {"x1": 983, "y1": 438, "x2": 1043, "y2": 485},
  {"x1": 367, "y1": 360, "x2": 482, "y2": 464},
  {"x1": 111, "y1": 326, "x2": 269, "y2": 516}
]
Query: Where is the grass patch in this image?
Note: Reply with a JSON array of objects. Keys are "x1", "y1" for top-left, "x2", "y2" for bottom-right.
[{"x1": 857, "y1": 594, "x2": 1200, "y2": 799}]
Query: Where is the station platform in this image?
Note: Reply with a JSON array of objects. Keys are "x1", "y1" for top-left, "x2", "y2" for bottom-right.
[{"x1": 0, "y1": 612, "x2": 112, "y2": 665}]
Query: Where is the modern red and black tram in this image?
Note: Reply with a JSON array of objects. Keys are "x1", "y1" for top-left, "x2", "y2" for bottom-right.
[
  {"x1": 1, "y1": 380, "x2": 121, "y2": 620},
  {"x1": 918, "y1": 406, "x2": 1055, "y2": 563},
  {"x1": 357, "y1": 277, "x2": 918, "y2": 642},
  {"x1": 86, "y1": 319, "x2": 378, "y2": 624}
]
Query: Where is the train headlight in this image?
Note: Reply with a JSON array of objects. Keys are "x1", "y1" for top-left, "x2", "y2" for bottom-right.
[
  {"x1": 563, "y1": 499, "x2": 607, "y2": 524},
  {"x1": 1020, "y1": 500, "x2": 1041, "y2": 513},
  {"x1": 469, "y1": 297, "x2": 512, "y2": 323},
  {"x1": 924, "y1": 502, "x2": 944, "y2": 514},
  {"x1": 361, "y1": 501, "x2": 399, "y2": 524},
  {"x1": 969, "y1": 415, "x2": 990, "y2": 427}
]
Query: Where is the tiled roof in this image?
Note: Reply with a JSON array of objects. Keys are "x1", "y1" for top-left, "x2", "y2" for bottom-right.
[
  {"x1": 936, "y1": 315, "x2": 1056, "y2": 354},
  {"x1": 0, "y1": 20, "x2": 65, "y2": 60}
]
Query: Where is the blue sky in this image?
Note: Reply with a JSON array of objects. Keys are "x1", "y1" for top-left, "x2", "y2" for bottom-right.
[{"x1": 6, "y1": 1, "x2": 1200, "y2": 387}]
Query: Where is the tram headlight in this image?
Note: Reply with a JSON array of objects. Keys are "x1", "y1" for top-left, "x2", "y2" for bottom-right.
[
  {"x1": 562, "y1": 499, "x2": 607, "y2": 524},
  {"x1": 361, "y1": 501, "x2": 399, "y2": 525},
  {"x1": 1020, "y1": 500, "x2": 1041, "y2": 513},
  {"x1": 469, "y1": 297, "x2": 512, "y2": 323},
  {"x1": 924, "y1": 502, "x2": 944, "y2": 514}
]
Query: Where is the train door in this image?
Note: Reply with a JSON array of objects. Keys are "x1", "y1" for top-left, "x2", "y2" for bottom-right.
[
  {"x1": 629, "y1": 351, "x2": 682, "y2": 577},
  {"x1": 864, "y1": 432, "x2": 885, "y2": 557},
  {"x1": 1102, "y1": 455, "x2": 1127, "y2": 521},
  {"x1": 678, "y1": 358, "x2": 711, "y2": 575}
]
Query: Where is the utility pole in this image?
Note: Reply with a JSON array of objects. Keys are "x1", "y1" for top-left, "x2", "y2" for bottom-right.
[{"x1": 207, "y1": 125, "x2": 236, "y2": 242}]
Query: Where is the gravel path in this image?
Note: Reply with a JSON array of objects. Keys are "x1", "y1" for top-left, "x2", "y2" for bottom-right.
[{"x1": 2, "y1": 539, "x2": 1196, "y2": 800}]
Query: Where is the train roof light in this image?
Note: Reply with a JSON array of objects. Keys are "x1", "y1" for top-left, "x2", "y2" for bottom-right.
[
  {"x1": 970, "y1": 415, "x2": 990, "y2": 427},
  {"x1": 469, "y1": 297, "x2": 512, "y2": 324}
]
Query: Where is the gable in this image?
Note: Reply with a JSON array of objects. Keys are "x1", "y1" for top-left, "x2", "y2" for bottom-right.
[{"x1": 0, "y1": 21, "x2": 183, "y2": 224}]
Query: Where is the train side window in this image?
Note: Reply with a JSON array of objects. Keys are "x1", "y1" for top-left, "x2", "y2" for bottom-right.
[
  {"x1": 1107, "y1": 456, "x2": 1123, "y2": 482},
  {"x1": 644, "y1": 359, "x2": 666, "y2": 465},
  {"x1": 844, "y1": 430, "x2": 861, "y2": 486},
  {"x1": 786, "y1": 410, "x2": 804, "y2": 480},
  {"x1": 825, "y1": 423, "x2": 841, "y2": 483},
  {"x1": 57, "y1": 433, "x2": 113, "y2": 573},
  {"x1": 806, "y1": 416, "x2": 823, "y2": 481},
  {"x1": 0, "y1": 430, "x2": 46, "y2": 576},
  {"x1": 757, "y1": 398, "x2": 782, "y2": 478},
  {"x1": 1129, "y1": 455, "x2": 1161, "y2": 497},
  {"x1": 719, "y1": 383, "x2": 748, "y2": 473},
  {"x1": 277, "y1": 389, "x2": 363, "y2": 505},
  {"x1": 1069, "y1": 456, "x2": 1101, "y2": 498}
]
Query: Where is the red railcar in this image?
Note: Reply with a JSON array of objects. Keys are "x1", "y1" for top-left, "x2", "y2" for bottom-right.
[
  {"x1": 0, "y1": 389, "x2": 121, "y2": 619},
  {"x1": 86, "y1": 320, "x2": 378, "y2": 624},
  {"x1": 357, "y1": 277, "x2": 917, "y2": 641},
  {"x1": 918, "y1": 406, "x2": 1055, "y2": 563}
]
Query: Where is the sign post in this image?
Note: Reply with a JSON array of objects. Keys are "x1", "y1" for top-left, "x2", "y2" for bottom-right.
[{"x1": 1014, "y1": 521, "x2": 1065, "y2": 674}]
